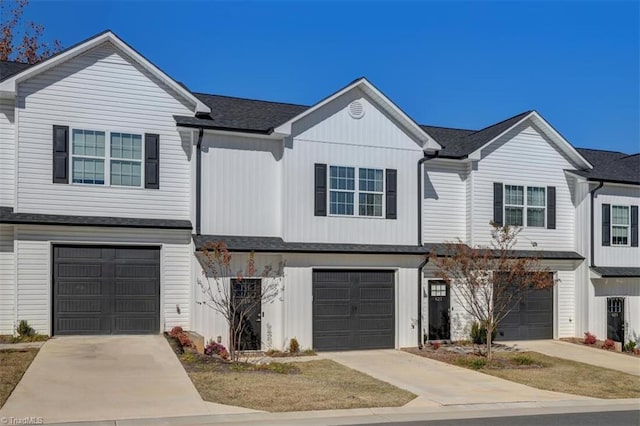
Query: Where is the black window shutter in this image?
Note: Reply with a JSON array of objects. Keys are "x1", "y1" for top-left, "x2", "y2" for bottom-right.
[
  {"x1": 314, "y1": 163, "x2": 327, "y2": 216},
  {"x1": 493, "y1": 183, "x2": 503, "y2": 226},
  {"x1": 386, "y1": 169, "x2": 397, "y2": 219},
  {"x1": 145, "y1": 133, "x2": 160, "y2": 189},
  {"x1": 602, "y1": 204, "x2": 611, "y2": 246},
  {"x1": 631, "y1": 205, "x2": 638, "y2": 247},
  {"x1": 547, "y1": 186, "x2": 556, "y2": 229},
  {"x1": 52, "y1": 125, "x2": 69, "y2": 184}
]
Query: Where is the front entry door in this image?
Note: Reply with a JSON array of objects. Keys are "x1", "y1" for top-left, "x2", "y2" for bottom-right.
[
  {"x1": 428, "y1": 281, "x2": 450, "y2": 340},
  {"x1": 231, "y1": 279, "x2": 261, "y2": 350},
  {"x1": 607, "y1": 297, "x2": 625, "y2": 342}
]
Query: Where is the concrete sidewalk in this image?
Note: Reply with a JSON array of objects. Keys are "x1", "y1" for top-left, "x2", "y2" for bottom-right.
[
  {"x1": 321, "y1": 350, "x2": 591, "y2": 406},
  {"x1": 0, "y1": 336, "x2": 258, "y2": 424},
  {"x1": 508, "y1": 340, "x2": 640, "y2": 376}
]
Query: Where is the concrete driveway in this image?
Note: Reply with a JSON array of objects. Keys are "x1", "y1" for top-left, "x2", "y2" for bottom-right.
[
  {"x1": 508, "y1": 340, "x2": 640, "y2": 376},
  {"x1": 321, "y1": 350, "x2": 592, "y2": 407},
  {"x1": 0, "y1": 335, "x2": 256, "y2": 424}
]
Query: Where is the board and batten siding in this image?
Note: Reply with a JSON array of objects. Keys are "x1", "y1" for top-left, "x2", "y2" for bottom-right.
[
  {"x1": 470, "y1": 123, "x2": 577, "y2": 251},
  {"x1": 15, "y1": 42, "x2": 194, "y2": 219},
  {"x1": 423, "y1": 160, "x2": 468, "y2": 243},
  {"x1": 13, "y1": 225, "x2": 192, "y2": 334},
  {"x1": 0, "y1": 226, "x2": 15, "y2": 334},
  {"x1": 200, "y1": 133, "x2": 282, "y2": 237},
  {"x1": 593, "y1": 185, "x2": 640, "y2": 267},
  {"x1": 0, "y1": 98, "x2": 15, "y2": 208},
  {"x1": 283, "y1": 91, "x2": 423, "y2": 245},
  {"x1": 572, "y1": 177, "x2": 592, "y2": 336}
]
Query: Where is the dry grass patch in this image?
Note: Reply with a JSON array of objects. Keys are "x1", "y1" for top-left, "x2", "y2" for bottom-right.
[
  {"x1": 0, "y1": 349, "x2": 38, "y2": 408},
  {"x1": 180, "y1": 355, "x2": 415, "y2": 411},
  {"x1": 406, "y1": 348, "x2": 639, "y2": 399}
]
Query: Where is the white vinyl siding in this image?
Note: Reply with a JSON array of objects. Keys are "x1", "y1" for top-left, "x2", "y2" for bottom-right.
[
  {"x1": 594, "y1": 185, "x2": 640, "y2": 267},
  {"x1": 0, "y1": 226, "x2": 15, "y2": 334},
  {"x1": 283, "y1": 91, "x2": 422, "y2": 245},
  {"x1": 13, "y1": 225, "x2": 192, "y2": 335},
  {"x1": 470, "y1": 124, "x2": 576, "y2": 251},
  {"x1": 0, "y1": 99, "x2": 16, "y2": 208},
  {"x1": 423, "y1": 161, "x2": 468, "y2": 244},
  {"x1": 15, "y1": 42, "x2": 194, "y2": 220}
]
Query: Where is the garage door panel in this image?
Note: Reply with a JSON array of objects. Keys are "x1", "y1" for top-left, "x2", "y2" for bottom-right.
[
  {"x1": 53, "y1": 245, "x2": 160, "y2": 335},
  {"x1": 313, "y1": 270, "x2": 394, "y2": 351},
  {"x1": 496, "y1": 285, "x2": 553, "y2": 341}
]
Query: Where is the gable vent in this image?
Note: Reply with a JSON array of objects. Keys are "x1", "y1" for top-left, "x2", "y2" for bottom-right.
[{"x1": 348, "y1": 100, "x2": 365, "y2": 119}]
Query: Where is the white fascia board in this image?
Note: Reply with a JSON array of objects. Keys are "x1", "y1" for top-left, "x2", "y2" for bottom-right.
[
  {"x1": 589, "y1": 269, "x2": 603, "y2": 279},
  {"x1": 177, "y1": 126, "x2": 282, "y2": 140},
  {"x1": 274, "y1": 78, "x2": 442, "y2": 151},
  {"x1": 0, "y1": 31, "x2": 210, "y2": 115}
]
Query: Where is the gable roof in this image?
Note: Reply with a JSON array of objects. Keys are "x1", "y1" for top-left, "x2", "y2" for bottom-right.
[
  {"x1": 0, "y1": 60, "x2": 32, "y2": 81},
  {"x1": 0, "y1": 30, "x2": 210, "y2": 114},
  {"x1": 273, "y1": 77, "x2": 441, "y2": 151},
  {"x1": 571, "y1": 148, "x2": 640, "y2": 185}
]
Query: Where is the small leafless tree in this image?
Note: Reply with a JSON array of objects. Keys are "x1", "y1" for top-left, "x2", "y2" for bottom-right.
[
  {"x1": 430, "y1": 223, "x2": 555, "y2": 359},
  {"x1": 196, "y1": 241, "x2": 284, "y2": 362},
  {"x1": 1, "y1": 0, "x2": 63, "y2": 63}
]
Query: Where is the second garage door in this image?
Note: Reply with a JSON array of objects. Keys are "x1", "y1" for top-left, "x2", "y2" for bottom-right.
[
  {"x1": 496, "y1": 286, "x2": 553, "y2": 341},
  {"x1": 53, "y1": 245, "x2": 160, "y2": 335},
  {"x1": 313, "y1": 270, "x2": 395, "y2": 351}
]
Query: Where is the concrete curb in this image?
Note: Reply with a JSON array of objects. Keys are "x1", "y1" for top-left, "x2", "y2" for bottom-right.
[{"x1": 42, "y1": 398, "x2": 640, "y2": 425}]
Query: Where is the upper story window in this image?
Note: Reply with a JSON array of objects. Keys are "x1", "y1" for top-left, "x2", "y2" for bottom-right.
[
  {"x1": 611, "y1": 205, "x2": 630, "y2": 246},
  {"x1": 71, "y1": 128, "x2": 143, "y2": 187},
  {"x1": 504, "y1": 185, "x2": 545, "y2": 227},
  {"x1": 329, "y1": 165, "x2": 384, "y2": 217}
]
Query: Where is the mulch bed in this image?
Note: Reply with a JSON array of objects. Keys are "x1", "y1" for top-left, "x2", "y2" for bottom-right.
[{"x1": 560, "y1": 337, "x2": 640, "y2": 357}]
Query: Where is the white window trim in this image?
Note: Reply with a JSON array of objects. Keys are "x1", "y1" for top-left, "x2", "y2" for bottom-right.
[
  {"x1": 504, "y1": 184, "x2": 546, "y2": 228},
  {"x1": 328, "y1": 165, "x2": 386, "y2": 218},
  {"x1": 69, "y1": 127, "x2": 145, "y2": 189},
  {"x1": 611, "y1": 205, "x2": 630, "y2": 247}
]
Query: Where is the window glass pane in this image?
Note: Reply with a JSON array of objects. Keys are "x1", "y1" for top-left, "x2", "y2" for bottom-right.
[
  {"x1": 505, "y1": 207, "x2": 523, "y2": 226},
  {"x1": 72, "y1": 130, "x2": 84, "y2": 155},
  {"x1": 111, "y1": 160, "x2": 142, "y2": 187},
  {"x1": 527, "y1": 207, "x2": 545, "y2": 227},
  {"x1": 72, "y1": 130, "x2": 105, "y2": 158},
  {"x1": 358, "y1": 193, "x2": 383, "y2": 217},
  {"x1": 330, "y1": 191, "x2": 354, "y2": 215},
  {"x1": 111, "y1": 132, "x2": 142, "y2": 160},
  {"x1": 527, "y1": 187, "x2": 545, "y2": 207},
  {"x1": 505, "y1": 185, "x2": 524, "y2": 205},
  {"x1": 612, "y1": 206, "x2": 629, "y2": 225},
  {"x1": 612, "y1": 226, "x2": 628, "y2": 245},
  {"x1": 72, "y1": 158, "x2": 104, "y2": 184},
  {"x1": 330, "y1": 166, "x2": 354, "y2": 191},
  {"x1": 359, "y1": 168, "x2": 383, "y2": 192}
]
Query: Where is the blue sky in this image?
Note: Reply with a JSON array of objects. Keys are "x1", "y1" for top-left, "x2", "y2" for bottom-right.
[{"x1": 21, "y1": 1, "x2": 640, "y2": 153}]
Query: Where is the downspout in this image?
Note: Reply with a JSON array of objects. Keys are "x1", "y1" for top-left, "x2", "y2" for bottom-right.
[
  {"x1": 195, "y1": 128, "x2": 204, "y2": 235},
  {"x1": 589, "y1": 180, "x2": 604, "y2": 267},
  {"x1": 417, "y1": 151, "x2": 438, "y2": 348}
]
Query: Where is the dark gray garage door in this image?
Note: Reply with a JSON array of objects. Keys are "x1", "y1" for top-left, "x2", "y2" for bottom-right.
[
  {"x1": 496, "y1": 287, "x2": 553, "y2": 341},
  {"x1": 313, "y1": 270, "x2": 394, "y2": 351},
  {"x1": 53, "y1": 245, "x2": 160, "y2": 335}
]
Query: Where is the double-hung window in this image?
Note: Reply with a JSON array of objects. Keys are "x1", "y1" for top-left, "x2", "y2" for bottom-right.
[
  {"x1": 329, "y1": 166, "x2": 384, "y2": 217},
  {"x1": 611, "y1": 205, "x2": 630, "y2": 246},
  {"x1": 504, "y1": 185, "x2": 546, "y2": 227},
  {"x1": 70, "y1": 129, "x2": 143, "y2": 187}
]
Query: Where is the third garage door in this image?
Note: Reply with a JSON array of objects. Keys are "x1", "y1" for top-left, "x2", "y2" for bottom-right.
[
  {"x1": 313, "y1": 270, "x2": 395, "y2": 351},
  {"x1": 53, "y1": 245, "x2": 160, "y2": 335}
]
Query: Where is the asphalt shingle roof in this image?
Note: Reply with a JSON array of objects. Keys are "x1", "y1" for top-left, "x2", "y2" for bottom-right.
[
  {"x1": 0, "y1": 207, "x2": 192, "y2": 229},
  {"x1": 592, "y1": 266, "x2": 640, "y2": 278},
  {"x1": 573, "y1": 148, "x2": 640, "y2": 185},
  {"x1": 0, "y1": 60, "x2": 33, "y2": 81}
]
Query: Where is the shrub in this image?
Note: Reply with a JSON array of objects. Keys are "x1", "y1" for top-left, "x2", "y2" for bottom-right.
[
  {"x1": 204, "y1": 340, "x2": 229, "y2": 360},
  {"x1": 511, "y1": 354, "x2": 535, "y2": 366},
  {"x1": 624, "y1": 340, "x2": 637, "y2": 352},
  {"x1": 169, "y1": 326, "x2": 184, "y2": 337},
  {"x1": 583, "y1": 332, "x2": 597, "y2": 345},
  {"x1": 603, "y1": 338, "x2": 615, "y2": 350},
  {"x1": 456, "y1": 356, "x2": 487, "y2": 370},
  {"x1": 470, "y1": 321, "x2": 497, "y2": 345},
  {"x1": 16, "y1": 320, "x2": 35, "y2": 337},
  {"x1": 168, "y1": 326, "x2": 193, "y2": 349},
  {"x1": 431, "y1": 341, "x2": 441, "y2": 350},
  {"x1": 288, "y1": 337, "x2": 300, "y2": 354}
]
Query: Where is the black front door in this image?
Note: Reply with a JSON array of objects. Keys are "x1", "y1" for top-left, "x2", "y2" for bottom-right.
[
  {"x1": 607, "y1": 297, "x2": 625, "y2": 342},
  {"x1": 231, "y1": 279, "x2": 261, "y2": 350},
  {"x1": 428, "y1": 281, "x2": 450, "y2": 341}
]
